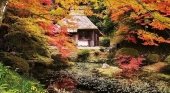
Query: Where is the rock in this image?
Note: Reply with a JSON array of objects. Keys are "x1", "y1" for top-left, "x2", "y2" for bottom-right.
[{"x1": 102, "y1": 63, "x2": 110, "y2": 68}]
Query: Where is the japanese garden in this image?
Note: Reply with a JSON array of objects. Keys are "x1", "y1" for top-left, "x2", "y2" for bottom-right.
[{"x1": 0, "y1": 0, "x2": 170, "y2": 93}]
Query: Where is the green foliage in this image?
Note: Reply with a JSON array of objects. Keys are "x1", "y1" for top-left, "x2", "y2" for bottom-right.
[
  {"x1": 11, "y1": 18, "x2": 45, "y2": 36},
  {"x1": 77, "y1": 50, "x2": 90, "y2": 62},
  {"x1": 146, "y1": 54, "x2": 160, "y2": 64},
  {"x1": 115, "y1": 47, "x2": 139, "y2": 57},
  {"x1": 0, "y1": 63, "x2": 46, "y2": 93},
  {"x1": 160, "y1": 64, "x2": 170, "y2": 75},
  {"x1": 99, "y1": 37, "x2": 110, "y2": 47},
  {"x1": 77, "y1": 75, "x2": 164, "y2": 93},
  {"x1": 89, "y1": 0, "x2": 116, "y2": 36},
  {"x1": 4, "y1": 31, "x2": 50, "y2": 59},
  {"x1": 89, "y1": 15, "x2": 115, "y2": 35},
  {"x1": 0, "y1": 24, "x2": 9, "y2": 37},
  {"x1": 164, "y1": 55, "x2": 170, "y2": 64},
  {"x1": 0, "y1": 52, "x2": 29, "y2": 73}
]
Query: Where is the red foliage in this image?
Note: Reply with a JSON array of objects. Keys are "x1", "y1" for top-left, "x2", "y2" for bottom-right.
[
  {"x1": 48, "y1": 27, "x2": 75, "y2": 58},
  {"x1": 38, "y1": 21, "x2": 75, "y2": 58},
  {"x1": 142, "y1": 0, "x2": 156, "y2": 4},
  {"x1": 115, "y1": 55, "x2": 144, "y2": 77},
  {"x1": 49, "y1": 75, "x2": 77, "y2": 91},
  {"x1": 56, "y1": 77, "x2": 76, "y2": 91},
  {"x1": 125, "y1": 35, "x2": 137, "y2": 44},
  {"x1": 38, "y1": 21, "x2": 58, "y2": 36},
  {"x1": 40, "y1": 0, "x2": 52, "y2": 5}
]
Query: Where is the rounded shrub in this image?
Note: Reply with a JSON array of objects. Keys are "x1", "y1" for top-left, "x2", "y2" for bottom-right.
[
  {"x1": 115, "y1": 47, "x2": 139, "y2": 57},
  {"x1": 146, "y1": 54, "x2": 160, "y2": 64},
  {"x1": 164, "y1": 55, "x2": 170, "y2": 64},
  {"x1": 4, "y1": 31, "x2": 50, "y2": 59},
  {"x1": 0, "y1": 52, "x2": 29, "y2": 73},
  {"x1": 77, "y1": 50, "x2": 90, "y2": 62},
  {"x1": 160, "y1": 65, "x2": 170, "y2": 74},
  {"x1": 100, "y1": 37, "x2": 110, "y2": 47}
]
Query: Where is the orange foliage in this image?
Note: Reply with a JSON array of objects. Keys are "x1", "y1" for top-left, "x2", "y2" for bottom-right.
[
  {"x1": 111, "y1": 5, "x2": 133, "y2": 21},
  {"x1": 8, "y1": 0, "x2": 76, "y2": 58},
  {"x1": 150, "y1": 20, "x2": 168, "y2": 30},
  {"x1": 109, "y1": 0, "x2": 170, "y2": 46},
  {"x1": 156, "y1": 1, "x2": 170, "y2": 15},
  {"x1": 47, "y1": 27, "x2": 76, "y2": 58},
  {"x1": 8, "y1": 0, "x2": 51, "y2": 17},
  {"x1": 137, "y1": 30, "x2": 170, "y2": 46}
]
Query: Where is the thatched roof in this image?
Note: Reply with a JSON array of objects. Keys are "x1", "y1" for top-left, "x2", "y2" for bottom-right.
[{"x1": 58, "y1": 10, "x2": 99, "y2": 33}]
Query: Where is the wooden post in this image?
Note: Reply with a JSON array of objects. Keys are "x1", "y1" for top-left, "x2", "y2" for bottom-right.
[
  {"x1": 75, "y1": 34, "x2": 78, "y2": 46},
  {"x1": 92, "y1": 30, "x2": 95, "y2": 47}
]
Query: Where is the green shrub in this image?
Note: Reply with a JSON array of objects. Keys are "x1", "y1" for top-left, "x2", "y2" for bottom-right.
[
  {"x1": 4, "y1": 31, "x2": 50, "y2": 58},
  {"x1": 0, "y1": 24, "x2": 9, "y2": 38},
  {"x1": 0, "y1": 63, "x2": 46, "y2": 93},
  {"x1": 160, "y1": 64, "x2": 170, "y2": 74},
  {"x1": 93, "y1": 50, "x2": 100, "y2": 57},
  {"x1": 146, "y1": 54, "x2": 160, "y2": 64},
  {"x1": 100, "y1": 37, "x2": 110, "y2": 47},
  {"x1": 0, "y1": 52, "x2": 29, "y2": 73},
  {"x1": 164, "y1": 55, "x2": 170, "y2": 64},
  {"x1": 77, "y1": 75, "x2": 161, "y2": 93},
  {"x1": 77, "y1": 50, "x2": 90, "y2": 62},
  {"x1": 115, "y1": 47, "x2": 139, "y2": 57}
]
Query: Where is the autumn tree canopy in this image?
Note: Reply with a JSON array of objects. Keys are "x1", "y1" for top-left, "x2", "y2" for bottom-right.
[
  {"x1": 5, "y1": 0, "x2": 92, "y2": 58},
  {"x1": 105, "y1": 0, "x2": 170, "y2": 46}
]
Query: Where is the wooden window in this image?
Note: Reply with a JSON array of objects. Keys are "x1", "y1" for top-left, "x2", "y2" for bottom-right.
[{"x1": 78, "y1": 31, "x2": 91, "y2": 40}]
